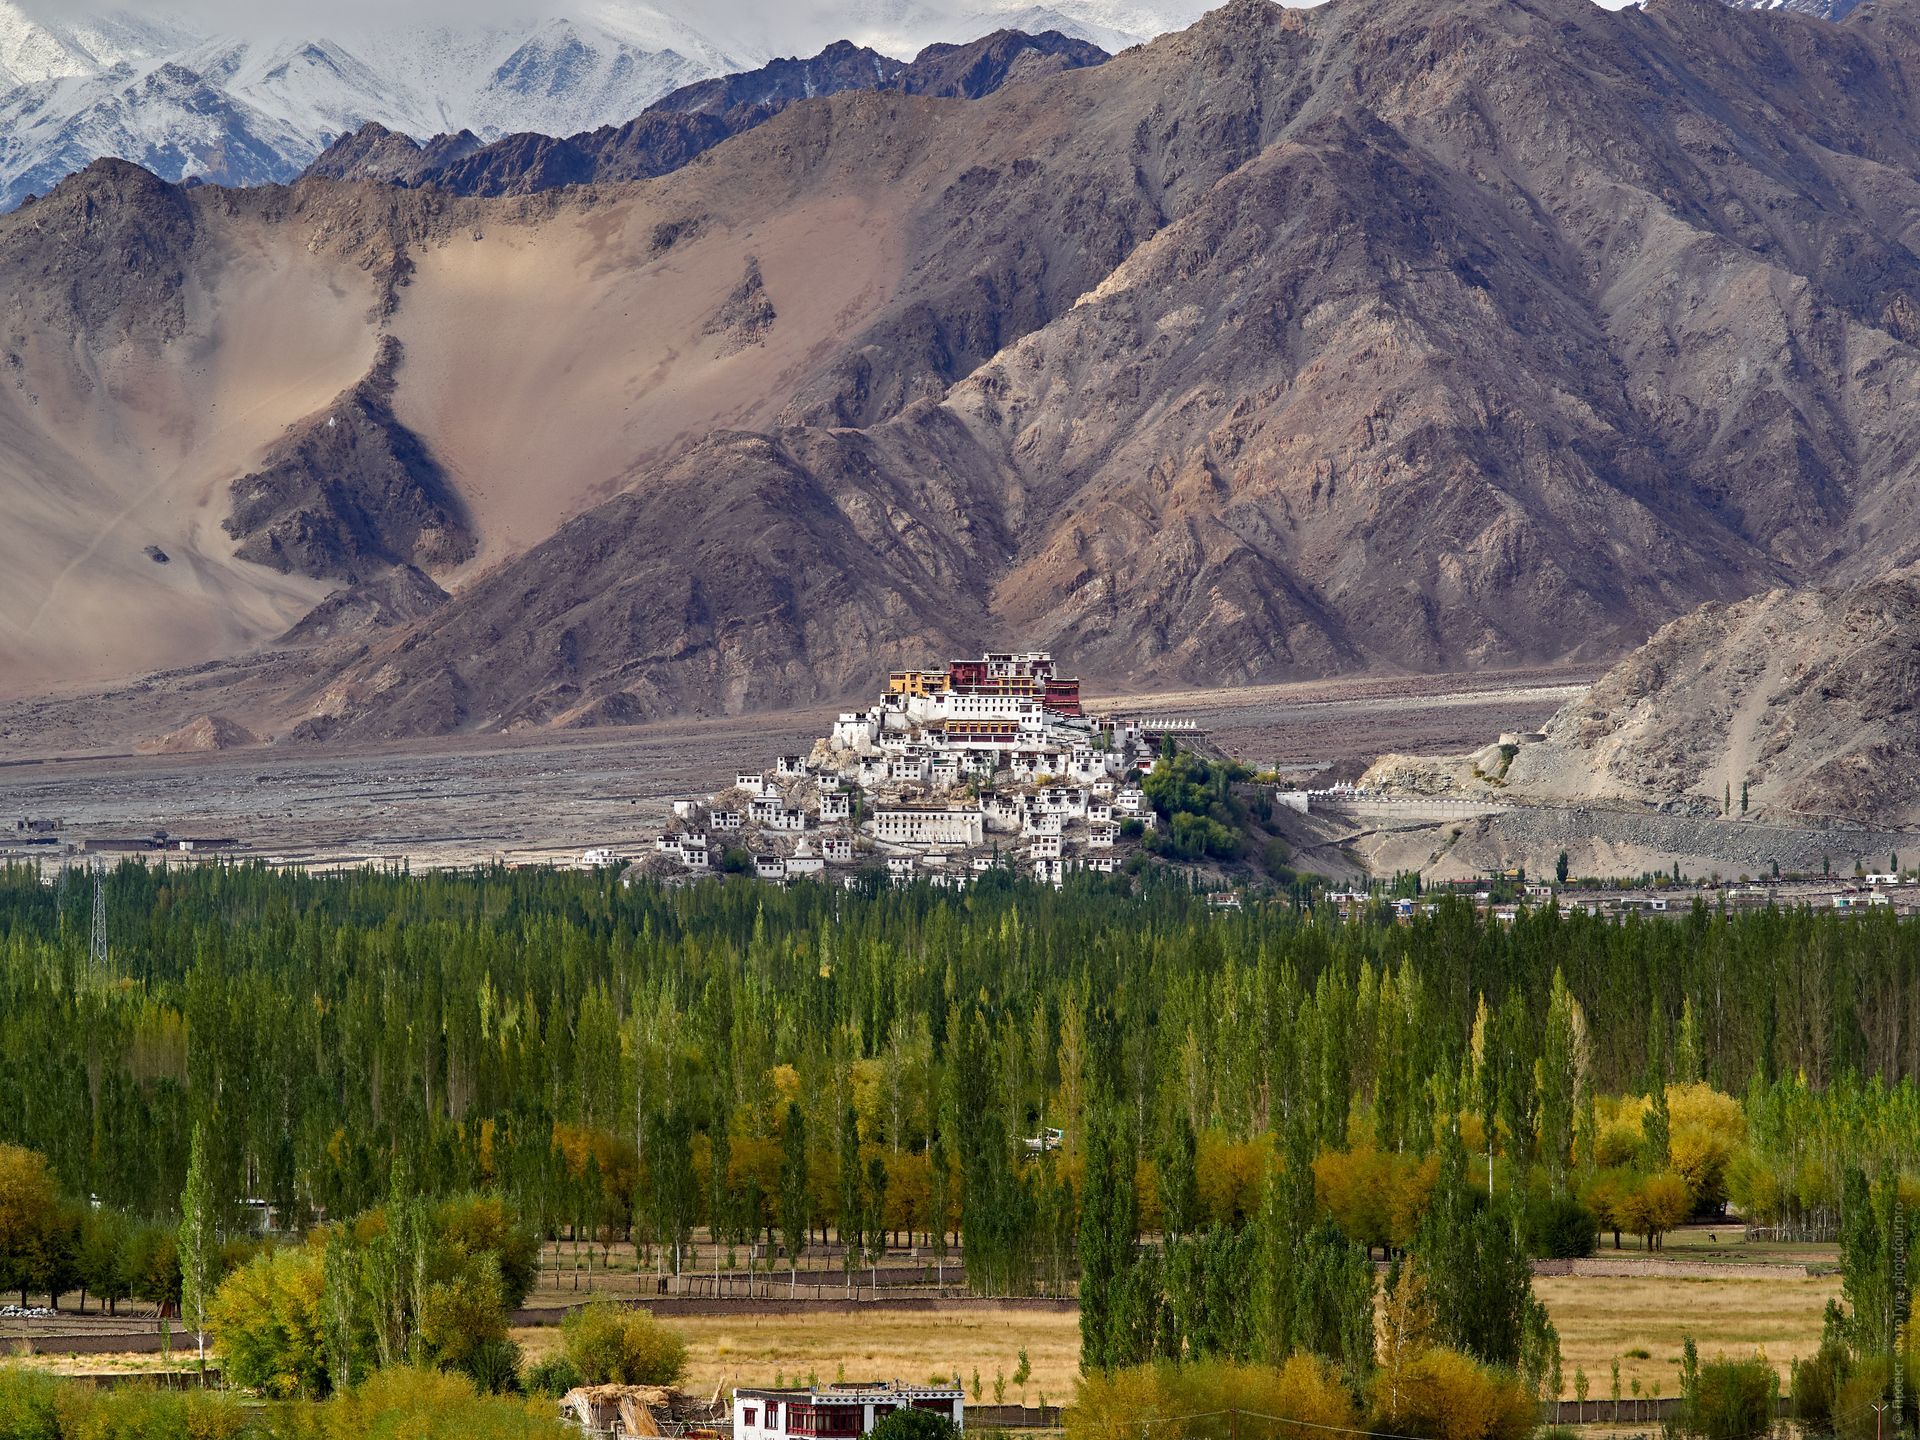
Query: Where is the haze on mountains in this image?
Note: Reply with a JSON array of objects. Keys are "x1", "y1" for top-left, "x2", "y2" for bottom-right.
[
  {"x1": 0, "y1": 0, "x2": 1210, "y2": 209},
  {"x1": 8, "y1": 0, "x2": 1920, "y2": 757}
]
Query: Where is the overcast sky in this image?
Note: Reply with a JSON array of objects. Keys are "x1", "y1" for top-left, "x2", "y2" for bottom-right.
[{"x1": 46, "y1": 0, "x2": 1638, "y2": 42}]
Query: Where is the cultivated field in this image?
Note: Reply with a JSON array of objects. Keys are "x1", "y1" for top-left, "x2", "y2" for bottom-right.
[{"x1": 525, "y1": 1263, "x2": 1835, "y2": 1409}]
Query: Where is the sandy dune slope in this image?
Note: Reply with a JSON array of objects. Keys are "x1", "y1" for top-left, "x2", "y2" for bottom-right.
[
  {"x1": 390, "y1": 191, "x2": 908, "y2": 571},
  {"x1": 0, "y1": 213, "x2": 378, "y2": 695}
]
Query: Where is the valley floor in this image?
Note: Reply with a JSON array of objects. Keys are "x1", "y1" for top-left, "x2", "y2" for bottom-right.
[
  {"x1": 0, "y1": 670, "x2": 1584, "y2": 873},
  {"x1": 2, "y1": 1232, "x2": 1839, "y2": 1404}
]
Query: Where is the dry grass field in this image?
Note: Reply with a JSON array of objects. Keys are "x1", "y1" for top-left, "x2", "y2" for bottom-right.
[
  {"x1": 515, "y1": 1305, "x2": 1085, "y2": 1405},
  {"x1": 515, "y1": 1269, "x2": 1836, "y2": 1408},
  {"x1": 6, "y1": 1268, "x2": 1837, "y2": 1411},
  {"x1": 1535, "y1": 1272, "x2": 1837, "y2": 1398}
]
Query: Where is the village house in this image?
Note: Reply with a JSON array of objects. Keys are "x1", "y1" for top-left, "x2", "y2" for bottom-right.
[
  {"x1": 821, "y1": 834, "x2": 854, "y2": 864},
  {"x1": 712, "y1": 810, "x2": 744, "y2": 831},
  {"x1": 831, "y1": 712, "x2": 881, "y2": 750},
  {"x1": 1023, "y1": 811, "x2": 1064, "y2": 839},
  {"x1": 777, "y1": 755, "x2": 807, "y2": 777},
  {"x1": 731, "y1": 1375, "x2": 964, "y2": 1440},
  {"x1": 736, "y1": 772, "x2": 764, "y2": 791},
  {"x1": 787, "y1": 841, "x2": 825, "y2": 877},
  {"x1": 755, "y1": 855, "x2": 787, "y2": 881},
  {"x1": 820, "y1": 791, "x2": 852, "y2": 822},
  {"x1": 979, "y1": 793, "x2": 1022, "y2": 832}
]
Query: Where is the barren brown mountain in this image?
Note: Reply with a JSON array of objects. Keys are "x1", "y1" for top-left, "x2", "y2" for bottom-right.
[
  {"x1": 1501, "y1": 569, "x2": 1920, "y2": 828},
  {"x1": 10, "y1": 0, "x2": 1920, "y2": 744}
]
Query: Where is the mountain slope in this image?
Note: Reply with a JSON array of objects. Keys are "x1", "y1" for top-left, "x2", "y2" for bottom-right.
[
  {"x1": 0, "y1": 0, "x2": 1195, "y2": 211},
  {"x1": 289, "y1": 0, "x2": 1920, "y2": 738},
  {"x1": 12, "y1": 0, "x2": 1920, "y2": 742},
  {"x1": 1501, "y1": 570, "x2": 1920, "y2": 828}
]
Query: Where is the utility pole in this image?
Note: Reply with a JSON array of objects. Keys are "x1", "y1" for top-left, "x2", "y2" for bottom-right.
[{"x1": 1873, "y1": 1401, "x2": 1891, "y2": 1440}]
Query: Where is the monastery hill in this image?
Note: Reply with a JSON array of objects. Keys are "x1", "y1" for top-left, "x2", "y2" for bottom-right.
[{"x1": 641, "y1": 653, "x2": 1202, "y2": 888}]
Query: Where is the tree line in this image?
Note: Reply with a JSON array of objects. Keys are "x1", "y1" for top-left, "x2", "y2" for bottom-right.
[{"x1": 4, "y1": 864, "x2": 1920, "y2": 1331}]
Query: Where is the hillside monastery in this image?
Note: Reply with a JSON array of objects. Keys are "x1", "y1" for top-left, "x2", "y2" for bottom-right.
[{"x1": 643, "y1": 653, "x2": 1197, "y2": 887}]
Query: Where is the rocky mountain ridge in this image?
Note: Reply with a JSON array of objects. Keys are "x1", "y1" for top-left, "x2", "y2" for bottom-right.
[
  {"x1": 301, "y1": 30, "x2": 1109, "y2": 198},
  {"x1": 0, "y1": 0, "x2": 1190, "y2": 211},
  {"x1": 11, "y1": 0, "x2": 1920, "y2": 750}
]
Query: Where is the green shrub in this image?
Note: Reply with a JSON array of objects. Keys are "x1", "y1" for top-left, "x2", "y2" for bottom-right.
[
  {"x1": 462, "y1": 1339, "x2": 524, "y2": 1396},
  {"x1": 48, "y1": 1383, "x2": 251, "y2": 1440},
  {"x1": 868, "y1": 1410, "x2": 958, "y2": 1440},
  {"x1": 317, "y1": 1367, "x2": 565, "y2": 1440},
  {"x1": 1526, "y1": 1195, "x2": 1598, "y2": 1260},
  {"x1": 1791, "y1": 1339, "x2": 1845, "y2": 1436},
  {"x1": 0, "y1": 1367, "x2": 62, "y2": 1440},
  {"x1": 1835, "y1": 1357, "x2": 1890, "y2": 1440},
  {"x1": 1263, "y1": 839, "x2": 1295, "y2": 882},
  {"x1": 560, "y1": 1302, "x2": 688, "y2": 1386},
  {"x1": 1679, "y1": 1355, "x2": 1775, "y2": 1440},
  {"x1": 521, "y1": 1357, "x2": 584, "y2": 1399}
]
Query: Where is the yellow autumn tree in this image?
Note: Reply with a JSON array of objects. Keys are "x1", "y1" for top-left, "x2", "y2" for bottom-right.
[{"x1": 1369, "y1": 1346, "x2": 1536, "y2": 1440}]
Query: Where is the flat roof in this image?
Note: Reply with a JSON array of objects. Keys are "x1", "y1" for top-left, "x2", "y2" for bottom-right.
[{"x1": 736, "y1": 1384, "x2": 964, "y2": 1401}]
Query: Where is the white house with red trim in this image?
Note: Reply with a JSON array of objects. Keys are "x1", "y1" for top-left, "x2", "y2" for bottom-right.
[{"x1": 733, "y1": 1383, "x2": 964, "y2": 1440}]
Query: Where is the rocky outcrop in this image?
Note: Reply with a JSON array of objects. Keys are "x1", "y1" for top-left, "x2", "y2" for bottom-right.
[
  {"x1": 224, "y1": 338, "x2": 472, "y2": 584},
  {"x1": 277, "y1": 565, "x2": 450, "y2": 646},
  {"x1": 137, "y1": 714, "x2": 258, "y2": 754},
  {"x1": 301, "y1": 124, "x2": 485, "y2": 185},
  {"x1": 1502, "y1": 570, "x2": 1920, "y2": 829},
  {"x1": 0, "y1": 158, "x2": 196, "y2": 339},
  {"x1": 704, "y1": 257, "x2": 776, "y2": 350},
  {"x1": 286, "y1": 430, "x2": 993, "y2": 739}
]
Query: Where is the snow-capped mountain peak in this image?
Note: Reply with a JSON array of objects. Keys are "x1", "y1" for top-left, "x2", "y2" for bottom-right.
[{"x1": 0, "y1": 0, "x2": 1214, "y2": 209}]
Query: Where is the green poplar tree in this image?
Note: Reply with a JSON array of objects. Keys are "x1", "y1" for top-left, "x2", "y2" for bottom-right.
[
  {"x1": 779, "y1": 1102, "x2": 809, "y2": 1294},
  {"x1": 177, "y1": 1122, "x2": 216, "y2": 1371},
  {"x1": 838, "y1": 1105, "x2": 864, "y2": 1293},
  {"x1": 1077, "y1": 1108, "x2": 1137, "y2": 1372},
  {"x1": 1157, "y1": 1115, "x2": 1199, "y2": 1240}
]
